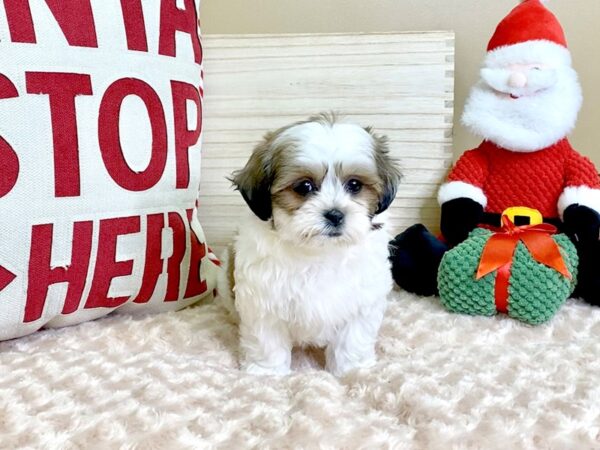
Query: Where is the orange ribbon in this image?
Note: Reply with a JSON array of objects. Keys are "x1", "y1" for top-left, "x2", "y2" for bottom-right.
[{"x1": 476, "y1": 216, "x2": 572, "y2": 313}]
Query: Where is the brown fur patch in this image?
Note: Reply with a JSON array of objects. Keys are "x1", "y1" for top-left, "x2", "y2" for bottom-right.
[
  {"x1": 271, "y1": 164, "x2": 327, "y2": 194},
  {"x1": 363, "y1": 127, "x2": 402, "y2": 214},
  {"x1": 271, "y1": 164, "x2": 328, "y2": 214},
  {"x1": 333, "y1": 162, "x2": 385, "y2": 215},
  {"x1": 227, "y1": 245, "x2": 236, "y2": 298},
  {"x1": 272, "y1": 189, "x2": 307, "y2": 215},
  {"x1": 355, "y1": 183, "x2": 381, "y2": 215},
  {"x1": 229, "y1": 128, "x2": 302, "y2": 220}
]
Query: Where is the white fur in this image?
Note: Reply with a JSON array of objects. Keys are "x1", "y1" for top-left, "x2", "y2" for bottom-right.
[
  {"x1": 215, "y1": 246, "x2": 235, "y2": 316},
  {"x1": 274, "y1": 121, "x2": 377, "y2": 170},
  {"x1": 438, "y1": 181, "x2": 488, "y2": 207},
  {"x1": 231, "y1": 214, "x2": 391, "y2": 376},
  {"x1": 485, "y1": 40, "x2": 571, "y2": 69},
  {"x1": 557, "y1": 186, "x2": 600, "y2": 217},
  {"x1": 226, "y1": 121, "x2": 394, "y2": 376},
  {"x1": 462, "y1": 62, "x2": 582, "y2": 152}
]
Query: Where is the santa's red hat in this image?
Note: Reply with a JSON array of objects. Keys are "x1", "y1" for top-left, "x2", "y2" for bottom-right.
[{"x1": 485, "y1": 0, "x2": 572, "y2": 68}]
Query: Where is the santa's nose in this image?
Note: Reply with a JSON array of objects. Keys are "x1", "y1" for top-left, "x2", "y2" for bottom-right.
[{"x1": 508, "y1": 72, "x2": 527, "y2": 88}]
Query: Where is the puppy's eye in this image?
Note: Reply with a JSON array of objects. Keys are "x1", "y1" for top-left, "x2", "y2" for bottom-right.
[
  {"x1": 293, "y1": 180, "x2": 316, "y2": 196},
  {"x1": 532, "y1": 66, "x2": 542, "y2": 71},
  {"x1": 345, "y1": 179, "x2": 363, "y2": 194}
]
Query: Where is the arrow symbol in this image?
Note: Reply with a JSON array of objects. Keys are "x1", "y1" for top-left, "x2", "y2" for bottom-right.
[{"x1": 0, "y1": 265, "x2": 16, "y2": 291}]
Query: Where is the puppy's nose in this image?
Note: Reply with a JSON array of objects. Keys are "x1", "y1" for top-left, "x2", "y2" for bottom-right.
[
  {"x1": 323, "y1": 209, "x2": 345, "y2": 227},
  {"x1": 508, "y1": 72, "x2": 527, "y2": 88}
]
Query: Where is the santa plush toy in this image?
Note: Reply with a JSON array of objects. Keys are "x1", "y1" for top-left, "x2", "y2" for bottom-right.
[{"x1": 391, "y1": 0, "x2": 600, "y2": 305}]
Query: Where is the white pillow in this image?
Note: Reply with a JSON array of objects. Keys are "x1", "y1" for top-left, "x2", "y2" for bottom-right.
[{"x1": 0, "y1": 0, "x2": 218, "y2": 340}]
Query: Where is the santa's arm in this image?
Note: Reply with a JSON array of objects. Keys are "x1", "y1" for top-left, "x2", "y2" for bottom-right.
[
  {"x1": 438, "y1": 149, "x2": 488, "y2": 206},
  {"x1": 559, "y1": 151, "x2": 600, "y2": 215},
  {"x1": 559, "y1": 150, "x2": 600, "y2": 243},
  {"x1": 438, "y1": 149, "x2": 489, "y2": 246}
]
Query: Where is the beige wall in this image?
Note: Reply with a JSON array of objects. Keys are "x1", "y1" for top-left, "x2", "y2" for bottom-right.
[{"x1": 202, "y1": 0, "x2": 600, "y2": 165}]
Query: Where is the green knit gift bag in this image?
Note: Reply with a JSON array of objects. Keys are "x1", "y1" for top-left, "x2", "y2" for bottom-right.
[{"x1": 437, "y1": 228, "x2": 578, "y2": 325}]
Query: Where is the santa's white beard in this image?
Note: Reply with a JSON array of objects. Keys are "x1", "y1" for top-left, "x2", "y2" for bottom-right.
[{"x1": 462, "y1": 66, "x2": 582, "y2": 152}]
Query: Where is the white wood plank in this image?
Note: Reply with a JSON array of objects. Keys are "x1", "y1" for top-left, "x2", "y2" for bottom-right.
[{"x1": 199, "y1": 32, "x2": 454, "y2": 252}]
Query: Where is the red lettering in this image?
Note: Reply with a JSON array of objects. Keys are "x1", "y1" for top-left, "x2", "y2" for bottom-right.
[
  {"x1": 99, "y1": 78, "x2": 168, "y2": 191},
  {"x1": 171, "y1": 81, "x2": 202, "y2": 189},
  {"x1": 164, "y1": 212, "x2": 186, "y2": 302},
  {"x1": 133, "y1": 214, "x2": 165, "y2": 304},
  {"x1": 0, "y1": 138, "x2": 19, "y2": 198},
  {"x1": 159, "y1": 0, "x2": 202, "y2": 64},
  {"x1": 21, "y1": 208, "x2": 212, "y2": 320},
  {"x1": 0, "y1": 75, "x2": 20, "y2": 198},
  {"x1": 85, "y1": 216, "x2": 140, "y2": 309},
  {"x1": 4, "y1": 0, "x2": 98, "y2": 47},
  {"x1": 0, "y1": 74, "x2": 18, "y2": 99},
  {"x1": 0, "y1": 265, "x2": 16, "y2": 292},
  {"x1": 25, "y1": 221, "x2": 94, "y2": 323},
  {"x1": 120, "y1": 0, "x2": 148, "y2": 52},
  {"x1": 26, "y1": 72, "x2": 93, "y2": 198},
  {"x1": 184, "y1": 210, "x2": 207, "y2": 298}
]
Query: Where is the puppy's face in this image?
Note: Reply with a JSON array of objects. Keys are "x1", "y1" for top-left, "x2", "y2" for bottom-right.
[{"x1": 232, "y1": 115, "x2": 401, "y2": 248}]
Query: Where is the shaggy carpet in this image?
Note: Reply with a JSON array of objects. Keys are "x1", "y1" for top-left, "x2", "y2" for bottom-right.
[{"x1": 1, "y1": 290, "x2": 599, "y2": 449}]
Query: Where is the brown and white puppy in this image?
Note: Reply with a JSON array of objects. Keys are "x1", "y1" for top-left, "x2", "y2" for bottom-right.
[{"x1": 219, "y1": 114, "x2": 401, "y2": 376}]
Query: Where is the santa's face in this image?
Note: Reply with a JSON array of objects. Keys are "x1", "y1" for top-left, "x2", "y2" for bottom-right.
[
  {"x1": 480, "y1": 63, "x2": 558, "y2": 99},
  {"x1": 462, "y1": 59, "x2": 582, "y2": 152}
]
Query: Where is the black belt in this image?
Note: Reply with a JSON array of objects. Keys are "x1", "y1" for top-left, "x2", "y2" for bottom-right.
[{"x1": 480, "y1": 212, "x2": 563, "y2": 230}]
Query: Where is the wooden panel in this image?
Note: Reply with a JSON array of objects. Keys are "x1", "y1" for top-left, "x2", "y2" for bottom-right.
[{"x1": 199, "y1": 32, "x2": 454, "y2": 252}]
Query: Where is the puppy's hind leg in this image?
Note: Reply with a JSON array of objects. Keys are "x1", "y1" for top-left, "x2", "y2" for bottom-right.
[
  {"x1": 239, "y1": 316, "x2": 292, "y2": 376},
  {"x1": 215, "y1": 245, "x2": 238, "y2": 319},
  {"x1": 326, "y1": 302, "x2": 386, "y2": 377}
]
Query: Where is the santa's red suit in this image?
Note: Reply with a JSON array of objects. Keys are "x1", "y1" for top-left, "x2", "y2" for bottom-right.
[{"x1": 439, "y1": 139, "x2": 600, "y2": 220}]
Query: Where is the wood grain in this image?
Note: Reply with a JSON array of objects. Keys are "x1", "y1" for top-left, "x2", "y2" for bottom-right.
[{"x1": 199, "y1": 32, "x2": 454, "y2": 252}]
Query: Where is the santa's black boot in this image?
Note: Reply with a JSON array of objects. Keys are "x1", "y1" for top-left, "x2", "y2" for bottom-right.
[
  {"x1": 389, "y1": 224, "x2": 449, "y2": 297},
  {"x1": 563, "y1": 205, "x2": 600, "y2": 306},
  {"x1": 572, "y1": 240, "x2": 600, "y2": 306}
]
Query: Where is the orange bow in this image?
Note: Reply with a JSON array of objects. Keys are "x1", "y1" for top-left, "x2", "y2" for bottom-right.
[{"x1": 476, "y1": 215, "x2": 571, "y2": 313}]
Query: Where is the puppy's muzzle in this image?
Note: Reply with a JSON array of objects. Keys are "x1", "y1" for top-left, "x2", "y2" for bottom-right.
[{"x1": 323, "y1": 209, "x2": 345, "y2": 235}]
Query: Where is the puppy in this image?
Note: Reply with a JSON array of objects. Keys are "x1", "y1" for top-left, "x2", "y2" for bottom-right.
[{"x1": 220, "y1": 113, "x2": 401, "y2": 376}]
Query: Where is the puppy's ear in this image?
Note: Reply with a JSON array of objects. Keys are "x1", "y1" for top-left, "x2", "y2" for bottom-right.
[
  {"x1": 230, "y1": 135, "x2": 275, "y2": 221},
  {"x1": 366, "y1": 128, "x2": 402, "y2": 215}
]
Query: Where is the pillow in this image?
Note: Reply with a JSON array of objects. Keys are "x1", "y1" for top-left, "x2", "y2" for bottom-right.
[{"x1": 0, "y1": 0, "x2": 218, "y2": 340}]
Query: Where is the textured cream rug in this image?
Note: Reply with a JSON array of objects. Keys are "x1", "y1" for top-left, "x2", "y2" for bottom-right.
[{"x1": 1, "y1": 290, "x2": 599, "y2": 449}]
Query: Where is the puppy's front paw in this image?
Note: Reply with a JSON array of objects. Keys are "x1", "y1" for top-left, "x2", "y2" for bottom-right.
[
  {"x1": 327, "y1": 354, "x2": 376, "y2": 377},
  {"x1": 243, "y1": 362, "x2": 291, "y2": 376}
]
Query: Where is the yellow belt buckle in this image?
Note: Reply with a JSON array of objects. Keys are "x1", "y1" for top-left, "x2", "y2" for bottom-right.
[{"x1": 502, "y1": 206, "x2": 543, "y2": 226}]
